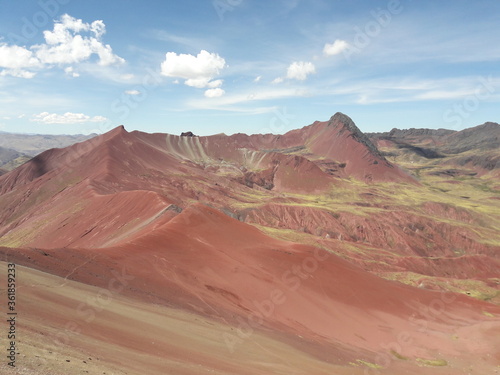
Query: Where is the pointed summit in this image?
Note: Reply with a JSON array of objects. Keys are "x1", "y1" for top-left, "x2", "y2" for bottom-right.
[
  {"x1": 328, "y1": 112, "x2": 385, "y2": 160},
  {"x1": 296, "y1": 112, "x2": 416, "y2": 183},
  {"x1": 100, "y1": 125, "x2": 127, "y2": 140}
]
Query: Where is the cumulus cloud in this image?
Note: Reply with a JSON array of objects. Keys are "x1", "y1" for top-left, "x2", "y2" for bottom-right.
[
  {"x1": 33, "y1": 14, "x2": 124, "y2": 66},
  {"x1": 160, "y1": 50, "x2": 226, "y2": 89},
  {"x1": 31, "y1": 112, "x2": 108, "y2": 124},
  {"x1": 64, "y1": 66, "x2": 80, "y2": 77},
  {"x1": 286, "y1": 61, "x2": 316, "y2": 81},
  {"x1": 0, "y1": 44, "x2": 39, "y2": 68},
  {"x1": 204, "y1": 88, "x2": 225, "y2": 98},
  {"x1": 0, "y1": 44, "x2": 41, "y2": 78},
  {"x1": 0, "y1": 14, "x2": 123, "y2": 78},
  {"x1": 272, "y1": 61, "x2": 316, "y2": 84},
  {"x1": 323, "y1": 39, "x2": 349, "y2": 56},
  {"x1": 124, "y1": 90, "x2": 141, "y2": 95}
]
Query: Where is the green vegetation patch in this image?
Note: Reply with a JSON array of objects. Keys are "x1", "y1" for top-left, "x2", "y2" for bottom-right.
[
  {"x1": 355, "y1": 359, "x2": 383, "y2": 369},
  {"x1": 416, "y1": 358, "x2": 448, "y2": 367},
  {"x1": 390, "y1": 350, "x2": 409, "y2": 360}
]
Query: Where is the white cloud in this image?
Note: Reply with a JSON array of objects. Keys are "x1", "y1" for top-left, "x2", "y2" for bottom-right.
[
  {"x1": 207, "y1": 79, "x2": 223, "y2": 88},
  {"x1": 0, "y1": 43, "x2": 41, "y2": 78},
  {"x1": 33, "y1": 14, "x2": 124, "y2": 66},
  {"x1": 272, "y1": 61, "x2": 316, "y2": 84},
  {"x1": 124, "y1": 90, "x2": 141, "y2": 95},
  {"x1": 0, "y1": 69, "x2": 37, "y2": 79},
  {"x1": 189, "y1": 87, "x2": 313, "y2": 111},
  {"x1": 0, "y1": 44, "x2": 40, "y2": 69},
  {"x1": 64, "y1": 66, "x2": 80, "y2": 77},
  {"x1": 31, "y1": 112, "x2": 108, "y2": 124},
  {"x1": 184, "y1": 77, "x2": 224, "y2": 89},
  {"x1": 160, "y1": 50, "x2": 226, "y2": 89},
  {"x1": 204, "y1": 88, "x2": 225, "y2": 98},
  {"x1": 286, "y1": 61, "x2": 315, "y2": 81},
  {"x1": 323, "y1": 40, "x2": 349, "y2": 56},
  {"x1": 0, "y1": 14, "x2": 123, "y2": 79},
  {"x1": 254, "y1": 75, "x2": 262, "y2": 82}
]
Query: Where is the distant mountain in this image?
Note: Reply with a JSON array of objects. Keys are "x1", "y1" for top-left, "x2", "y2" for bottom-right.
[
  {"x1": 442, "y1": 122, "x2": 500, "y2": 154},
  {"x1": 0, "y1": 146, "x2": 27, "y2": 169},
  {"x1": 368, "y1": 122, "x2": 500, "y2": 175},
  {"x1": 0, "y1": 131, "x2": 95, "y2": 155},
  {"x1": 368, "y1": 122, "x2": 500, "y2": 152},
  {"x1": 0, "y1": 131, "x2": 95, "y2": 170}
]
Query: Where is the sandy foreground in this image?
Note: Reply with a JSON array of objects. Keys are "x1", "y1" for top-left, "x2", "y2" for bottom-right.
[{"x1": 1, "y1": 262, "x2": 499, "y2": 375}]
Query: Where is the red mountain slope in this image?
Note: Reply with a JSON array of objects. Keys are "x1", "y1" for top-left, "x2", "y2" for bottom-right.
[
  {"x1": 0, "y1": 114, "x2": 499, "y2": 374},
  {"x1": 2, "y1": 203, "x2": 499, "y2": 371}
]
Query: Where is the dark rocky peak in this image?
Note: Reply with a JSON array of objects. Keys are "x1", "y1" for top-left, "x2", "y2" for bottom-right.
[{"x1": 327, "y1": 112, "x2": 385, "y2": 159}]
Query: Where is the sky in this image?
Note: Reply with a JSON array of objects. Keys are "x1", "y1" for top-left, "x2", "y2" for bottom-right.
[{"x1": 0, "y1": 0, "x2": 499, "y2": 136}]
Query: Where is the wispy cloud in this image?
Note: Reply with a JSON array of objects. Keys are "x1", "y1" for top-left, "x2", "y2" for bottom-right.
[
  {"x1": 204, "y1": 88, "x2": 225, "y2": 98},
  {"x1": 124, "y1": 90, "x2": 141, "y2": 95},
  {"x1": 148, "y1": 30, "x2": 215, "y2": 51},
  {"x1": 346, "y1": 13, "x2": 500, "y2": 65},
  {"x1": 188, "y1": 86, "x2": 313, "y2": 113},
  {"x1": 338, "y1": 76, "x2": 500, "y2": 105},
  {"x1": 31, "y1": 112, "x2": 108, "y2": 124}
]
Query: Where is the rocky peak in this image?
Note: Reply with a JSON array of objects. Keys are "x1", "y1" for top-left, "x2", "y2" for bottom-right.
[{"x1": 328, "y1": 112, "x2": 385, "y2": 160}]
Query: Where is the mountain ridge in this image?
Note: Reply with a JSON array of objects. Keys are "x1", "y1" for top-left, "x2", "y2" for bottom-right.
[{"x1": 0, "y1": 113, "x2": 499, "y2": 374}]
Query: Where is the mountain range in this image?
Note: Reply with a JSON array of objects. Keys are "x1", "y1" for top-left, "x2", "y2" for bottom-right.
[
  {"x1": 0, "y1": 113, "x2": 499, "y2": 375},
  {"x1": 0, "y1": 132, "x2": 94, "y2": 172}
]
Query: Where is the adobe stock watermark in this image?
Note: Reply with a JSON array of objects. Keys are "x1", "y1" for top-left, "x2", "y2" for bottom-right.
[
  {"x1": 212, "y1": 0, "x2": 243, "y2": 21},
  {"x1": 268, "y1": 107, "x2": 295, "y2": 134},
  {"x1": 222, "y1": 247, "x2": 329, "y2": 353},
  {"x1": 362, "y1": 290, "x2": 457, "y2": 374},
  {"x1": 254, "y1": 106, "x2": 295, "y2": 148},
  {"x1": 343, "y1": 0, "x2": 404, "y2": 63},
  {"x1": 110, "y1": 68, "x2": 163, "y2": 122},
  {"x1": 7, "y1": 0, "x2": 70, "y2": 44},
  {"x1": 443, "y1": 76, "x2": 496, "y2": 129}
]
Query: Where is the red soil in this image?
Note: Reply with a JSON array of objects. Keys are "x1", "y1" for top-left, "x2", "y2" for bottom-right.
[
  {"x1": 0, "y1": 117, "x2": 498, "y2": 373},
  {"x1": 2, "y1": 203, "x2": 500, "y2": 371}
]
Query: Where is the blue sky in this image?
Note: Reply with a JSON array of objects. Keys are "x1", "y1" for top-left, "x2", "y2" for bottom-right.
[{"x1": 0, "y1": 0, "x2": 499, "y2": 136}]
